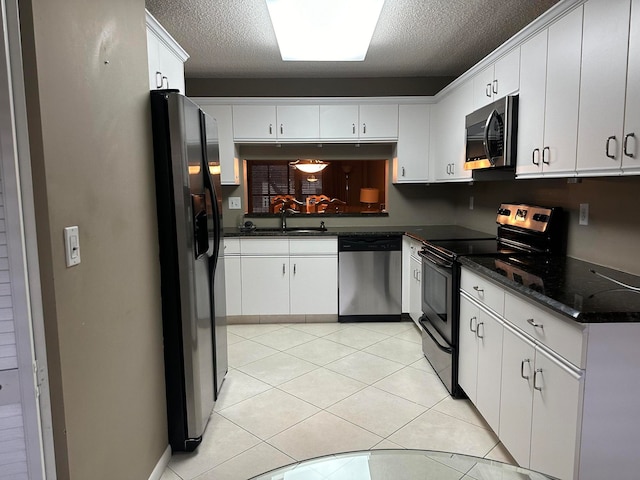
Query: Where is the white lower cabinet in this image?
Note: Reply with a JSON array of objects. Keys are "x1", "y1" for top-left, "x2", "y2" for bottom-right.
[
  {"x1": 224, "y1": 239, "x2": 242, "y2": 316},
  {"x1": 409, "y1": 255, "x2": 422, "y2": 323},
  {"x1": 241, "y1": 256, "x2": 290, "y2": 315},
  {"x1": 402, "y1": 236, "x2": 423, "y2": 326},
  {"x1": 289, "y1": 256, "x2": 338, "y2": 315}
]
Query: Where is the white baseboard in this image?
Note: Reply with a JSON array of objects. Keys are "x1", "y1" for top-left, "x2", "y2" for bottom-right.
[{"x1": 148, "y1": 445, "x2": 172, "y2": 480}]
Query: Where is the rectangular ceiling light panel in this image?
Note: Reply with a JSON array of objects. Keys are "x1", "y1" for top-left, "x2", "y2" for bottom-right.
[{"x1": 266, "y1": 0, "x2": 385, "y2": 61}]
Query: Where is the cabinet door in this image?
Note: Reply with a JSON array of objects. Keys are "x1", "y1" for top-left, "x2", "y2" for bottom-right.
[
  {"x1": 201, "y1": 105, "x2": 239, "y2": 185},
  {"x1": 475, "y1": 309, "x2": 503, "y2": 434},
  {"x1": 290, "y1": 256, "x2": 338, "y2": 315},
  {"x1": 232, "y1": 105, "x2": 277, "y2": 141},
  {"x1": 395, "y1": 104, "x2": 430, "y2": 183},
  {"x1": 158, "y1": 44, "x2": 185, "y2": 94},
  {"x1": 146, "y1": 29, "x2": 162, "y2": 90},
  {"x1": 542, "y1": 6, "x2": 583, "y2": 176},
  {"x1": 240, "y1": 257, "x2": 289, "y2": 315},
  {"x1": 359, "y1": 105, "x2": 399, "y2": 140},
  {"x1": 458, "y1": 295, "x2": 479, "y2": 403},
  {"x1": 224, "y1": 256, "x2": 242, "y2": 316},
  {"x1": 320, "y1": 105, "x2": 359, "y2": 140},
  {"x1": 276, "y1": 105, "x2": 320, "y2": 140},
  {"x1": 493, "y1": 48, "x2": 520, "y2": 99},
  {"x1": 473, "y1": 64, "x2": 496, "y2": 109},
  {"x1": 577, "y1": 0, "x2": 631, "y2": 175},
  {"x1": 409, "y1": 255, "x2": 422, "y2": 323},
  {"x1": 623, "y1": 0, "x2": 640, "y2": 173},
  {"x1": 499, "y1": 327, "x2": 535, "y2": 468},
  {"x1": 530, "y1": 348, "x2": 583, "y2": 480},
  {"x1": 516, "y1": 29, "x2": 547, "y2": 177}
]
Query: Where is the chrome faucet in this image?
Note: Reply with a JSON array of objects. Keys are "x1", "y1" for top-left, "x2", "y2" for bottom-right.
[{"x1": 279, "y1": 205, "x2": 297, "y2": 230}]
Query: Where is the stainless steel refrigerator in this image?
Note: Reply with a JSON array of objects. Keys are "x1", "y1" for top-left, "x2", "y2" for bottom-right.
[{"x1": 150, "y1": 90, "x2": 227, "y2": 452}]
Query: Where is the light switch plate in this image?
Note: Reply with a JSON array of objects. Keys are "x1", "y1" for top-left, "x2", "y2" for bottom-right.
[
  {"x1": 228, "y1": 197, "x2": 241, "y2": 210},
  {"x1": 64, "y1": 226, "x2": 81, "y2": 267},
  {"x1": 579, "y1": 203, "x2": 589, "y2": 226}
]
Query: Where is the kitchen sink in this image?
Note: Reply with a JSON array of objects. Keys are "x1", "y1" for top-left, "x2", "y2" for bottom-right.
[{"x1": 253, "y1": 226, "x2": 328, "y2": 233}]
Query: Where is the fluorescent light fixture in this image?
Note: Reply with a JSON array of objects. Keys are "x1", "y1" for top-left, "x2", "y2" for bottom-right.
[{"x1": 266, "y1": 0, "x2": 385, "y2": 61}]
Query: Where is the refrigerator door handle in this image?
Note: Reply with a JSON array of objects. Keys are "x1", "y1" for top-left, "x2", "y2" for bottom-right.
[{"x1": 191, "y1": 194, "x2": 209, "y2": 259}]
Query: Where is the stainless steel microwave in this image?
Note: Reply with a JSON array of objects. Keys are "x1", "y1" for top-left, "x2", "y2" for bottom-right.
[{"x1": 464, "y1": 95, "x2": 518, "y2": 170}]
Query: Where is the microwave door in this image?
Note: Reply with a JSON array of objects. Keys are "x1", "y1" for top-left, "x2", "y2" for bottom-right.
[{"x1": 483, "y1": 109, "x2": 504, "y2": 165}]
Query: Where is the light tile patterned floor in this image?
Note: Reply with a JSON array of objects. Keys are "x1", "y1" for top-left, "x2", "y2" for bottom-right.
[{"x1": 161, "y1": 322, "x2": 515, "y2": 480}]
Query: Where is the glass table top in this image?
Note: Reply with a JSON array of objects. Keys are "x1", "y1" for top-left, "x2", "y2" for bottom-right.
[{"x1": 250, "y1": 449, "x2": 557, "y2": 480}]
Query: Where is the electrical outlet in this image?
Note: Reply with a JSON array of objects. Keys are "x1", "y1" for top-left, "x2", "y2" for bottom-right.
[
  {"x1": 579, "y1": 203, "x2": 589, "y2": 225},
  {"x1": 469, "y1": 196, "x2": 474, "y2": 210},
  {"x1": 228, "y1": 197, "x2": 241, "y2": 210}
]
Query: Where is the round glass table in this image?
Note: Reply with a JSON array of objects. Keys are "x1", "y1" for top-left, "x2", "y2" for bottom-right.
[{"x1": 250, "y1": 449, "x2": 558, "y2": 480}]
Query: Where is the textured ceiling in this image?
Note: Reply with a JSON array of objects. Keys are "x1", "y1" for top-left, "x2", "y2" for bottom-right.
[{"x1": 145, "y1": 0, "x2": 560, "y2": 79}]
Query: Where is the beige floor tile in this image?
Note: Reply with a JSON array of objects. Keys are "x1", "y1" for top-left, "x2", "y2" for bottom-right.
[
  {"x1": 251, "y1": 327, "x2": 317, "y2": 351},
  {"x1": 327, "y1": 386, "x2": 426, "y2": 437},
  {"x1": 159, "y1": 468, "x2": 181, "y2": 480},
  {"x1": 194, "y1": 442, "x2": 295, "y2": 480},
  {"x1": 371, "y1": 438, "x2": 405, "y2": 450},
  {"x1": 373, "y1": 367, "x2": 449, "y2": 408},
  {"x1": 388, "y1": 409, "x2": 499, "y2": 458},
  {"x1": 408, "y1": 356, "x2": 437, "y2": 374},
  {"x1": 278, "y1": 367, "x2": 366, "y2": 409},
  {"x1": 356, "y1": 321, "x2": 414, "y2": 336},
  {"x1": 484, "y1": 442, "x2": 517, "y2": 465},
  {"x1": 323, "y1": 326, "x2": 389, "y2": 350},
  {"x1": 227, "y1": 323, "x2": 285, "y2": 339},
  {"x1": 213, "y1": 369, "x2": 272, "y2": 412},
  {"x1": 226, "y1": 332, "x2": 245, "y2": 345},
  {"x1": 227, "y1": 340, "x2": 278, "y2": 368},
  {"x1": 363, "y1": 336, "x2": 425, "y2": 365},
  {"x1": 325, "y1": 351, "x2": 404, "y2": 385},
  {"x1": 287, "y1": 322, "x2": 346, "y2": 337},
  {"x1": 218, "y1": 388, "x2": 319, "y2": 440},
  {"x1": 237, "y1": 352, "x2": 318, "y2": 386},
  {"x1": 432, "y1": 396, "x2": 490, "y2": 429},
  {"x1": 393, "y1": 324, "x2": 424, "y2": 344},
  {"x1": 268, "y1": 411, "x2": 382, "y2": 461},
  {"x1": 284, "y1": 337, "x2": 357, "y2": 366},
  {"x1": 168, "y1": 413, "x2": 261, "y2": 479}
]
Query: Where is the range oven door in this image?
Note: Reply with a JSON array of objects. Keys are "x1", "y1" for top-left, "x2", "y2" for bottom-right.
[{"x1": 420, "y1": 317, "x2": 454, "y2": 395}]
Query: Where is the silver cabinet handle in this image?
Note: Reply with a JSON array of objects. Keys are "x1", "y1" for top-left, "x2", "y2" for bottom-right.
[
  {"x1": 492, "y1": 79, "x2": 498, "y2": 95},
  {"x1": 542, "y1": 146, "x2": 550, "y2": 165},
  {"x1": 486, "y1": 83, "x2": 492, "y2": 97},
  {"x1": 162, "y1": 76, "x2": 168, "y2": 89},
  {"x1": 476, "y1": 321, "x2": 485, "y2": 338},
  {"x1": 520, "y1": 359, "x2": 531, "y2": 379},
  {"x1": 624, "y1": 133, "x2": 635, "y2": 158},
  {"x1": 533, "y1": 368, "x2": 543, "y2": 391},
  {"x1": 362, "y1": 123, "x2": 366, "y2": 134},
  {"x1": 606, "y1": 135, "x2": 617, "y2": 159},
  {"x1": 269, "y1": 124, "x2": 273, "y2": 135},
  {"x1": 473, "y1": 285, "x2": 484, "y2": 293},
  {"x1": 282, "y1": 263, "x2": 286, "y2": 275},
  {"x1": 469, "y1": 316, "x2": 477, "y2": 333},
  {"x1": 155, "y1": 71, "x2": 163, "y2": 89},
  {"x1": 280, "y1": 124, "x2": 284, "y2": 135},
  {"x1": 352, "y1": 123, "x2": 356, "y2": 134},
  {"x1": 532, "y1": 148, "x2": 540, "y2": 166},
  {"x1": 293, "y1": 263, "x2": 296, "y2": 274},
  {"x1": 526, "y1": 318, "x2": 544, "y2": 329},
  {"x1": 450, "y1": 163, "x2": 454, "y2": 175},
  {"x1": 402, "y1": 166, "x2": 406, "y2": 177}
]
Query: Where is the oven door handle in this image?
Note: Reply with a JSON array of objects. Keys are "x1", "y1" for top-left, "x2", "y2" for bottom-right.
[
  {"x1": 420, "y1": 318, "x2": 453, "y2": 354},
  {"x1": 418, "y1": 249, "x2": 453, "y2": 269}
]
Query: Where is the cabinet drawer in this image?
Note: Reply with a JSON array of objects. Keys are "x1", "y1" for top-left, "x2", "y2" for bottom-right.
[
  {"x1": 224, "y1": 238, "x2": 241, "y2": 255},
  {"x1": 505, "y1": 292, "x2": 586, "y2": 367},
  {"x1": 240, "y1": 238, "x2": 289, "y2": 255},
  {"x1": 289, "y1": 238, "x2": 337, "y2": 255},
  {"x1": 460, "y1": 268, "x2": 505, "y2": 315}
]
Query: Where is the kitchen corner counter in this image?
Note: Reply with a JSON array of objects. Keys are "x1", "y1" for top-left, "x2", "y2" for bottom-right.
[
  {"x1": 459, "y1": 255, "x2": 640, "y2": 323},
  {"x1": 224, "y1": 225, "x2": 494, "y2": 242}
]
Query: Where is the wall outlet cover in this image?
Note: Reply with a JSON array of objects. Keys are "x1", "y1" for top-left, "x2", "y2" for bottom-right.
[
  {"x1": 579, "y1": 203, "x2": 589, "y2": 226},
  {"x1": 228, "y1": 197, "x2": 241, "y2": 210}
]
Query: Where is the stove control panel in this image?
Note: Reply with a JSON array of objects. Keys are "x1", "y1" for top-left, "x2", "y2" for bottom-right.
[{"x1": 496, "y1": 203, "x2": 554, "y2": 233}]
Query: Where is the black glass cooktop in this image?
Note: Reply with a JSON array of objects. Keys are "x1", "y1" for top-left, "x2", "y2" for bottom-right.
[{"x1": 424, "y1": 238, "x2": 517, "y2": 259}]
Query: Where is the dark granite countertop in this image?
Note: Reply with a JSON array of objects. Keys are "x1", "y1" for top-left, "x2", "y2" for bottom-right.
[
  {"x1": 459, "y1": 255, "x2": 640, "y2": 323},
  {"x1": 225, "y1": 225, "x2": 494, "y2": 242}
]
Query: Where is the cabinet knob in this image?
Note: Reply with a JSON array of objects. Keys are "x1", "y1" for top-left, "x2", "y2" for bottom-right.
[
  {"x1": 520, "y1": 359, "x2": 531, "y2": 379},
  {"x1": 526, "y1": 318, "x2": 544, "y2": 329},
  {"x1": 486, "y1": 83, "x2": 492, "y2": 97},
  {"x1": 293, "y1": 263, "x2": 297, "y2": 275},
  {"x1": 623, "y1": 133, "x2": 635, "y2": 158},
  {"x1": 492, "y1": 79, "x2": 498, "y2": 95},
  {"x1": 269, "y1": 124, "x2": 273, "y2": 135},
  {"x1": 542, "y1": 146, "x2": 550, "y2": 165},
  {"x1": 280, "y1": 124, "x2": 284, "y2": 135},
  {"x1": 402, "y1": 166, "x2": 406, "y2": 177},
  {"x1": 352, "y1": 123, "x2": 356, "y2": 134},
  {"x1": 162, "y1": 76, "x2": 168, "y2": 89},
  {"x1": 469, "y1": 316, "x2": 477, "y2": 333},
  {"x1": 476, "y1": 321, "x2": 485, "y2": 338},
  {"x1": 532, "y1": 148, "x2": 540, "y2": 166},
  {"x1": 533, "y1": 368, "x2": 543, "y2": 391},
  {"x1": 473, "y1": 285, "x2": 484, "y2": 293},
  {"x1": 362, "y1": 123, "x2": 366, "y2": 134},
  {"x1": 605, "y1": 135, "x2": 617, "y2": 159},
  {"x1": 282, "y1": 263, "x2": 286, "y2": 274},
  {"x1": 155, "y1": 71, "x2": 163, "y2": 89}
]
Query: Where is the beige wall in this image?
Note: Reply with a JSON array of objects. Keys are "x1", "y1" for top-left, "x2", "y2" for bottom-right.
[
  {"x1": 20, "y1": 0, "x2": 167, "y2": 478},
  {"x1": 453, "y1": 176, "x2": 640, "y2": 275}
]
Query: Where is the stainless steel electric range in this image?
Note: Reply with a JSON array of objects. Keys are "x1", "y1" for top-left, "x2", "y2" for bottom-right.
[{"x1": 418, "y1": 203, "x2": 566, "y2": 398}]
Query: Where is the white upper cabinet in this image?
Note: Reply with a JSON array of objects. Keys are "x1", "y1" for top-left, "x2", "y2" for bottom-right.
[
  {"x1": 431, "y1": 81, "x2": 474, "y2": 182},
  {"x1": 319, "y1": 105, "x2": 359, "y2": 140},
  {"x1": 358, "y1": 104, "x2": 399, "y2": 140},
  {"x1": 232, "y1": 105, "x2": 277, "y2": 141},
  {"x1": 473, "y1": 48, "x2": 520, "y2": 109},
  {"x1": 275, "y1": 105, "x2": 320, "y2": 140},
  {"x1": 577, "y1": 0, "x2": 632, "y2": 176},
  {"x1": 200, "y1": 104, "x2": 240, "y2": 185},
  {"x1": 517, "y1": 6, "x2": 583, "y2": 178},
  {"x1": 394, "y1": 104, "x2": 430, "y2": 183},
  {"x1": 145, "y1": 11, "x2": 189, "y2": 94},
  {"x1": 623, "y1": 0, "x2": 640, "y2": 174}
]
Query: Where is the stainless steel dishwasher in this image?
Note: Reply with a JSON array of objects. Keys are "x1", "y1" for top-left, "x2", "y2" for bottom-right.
[{"x1": 338, "y1": 234, "x2": 402, "y2": 322}]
